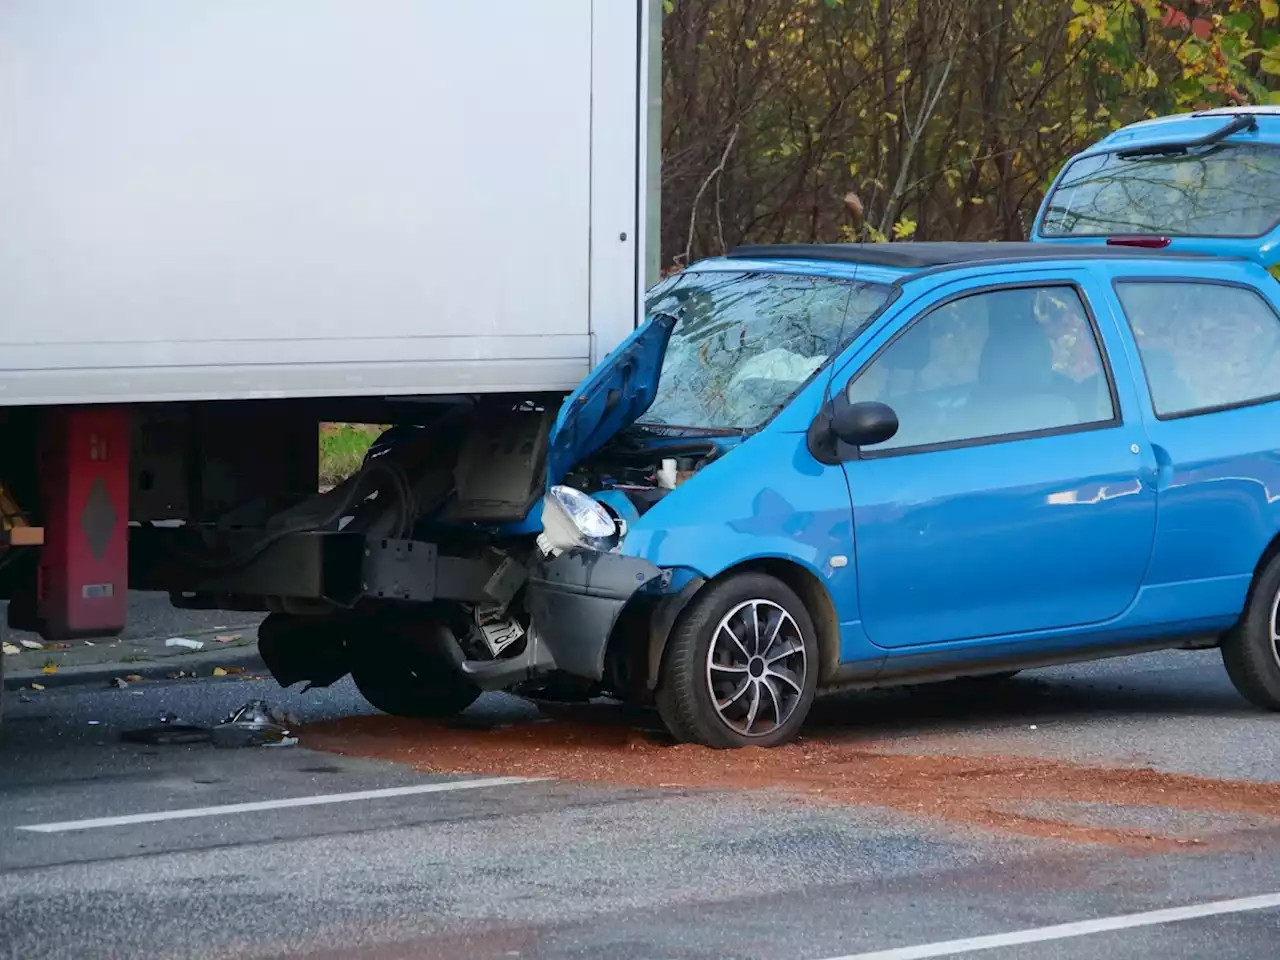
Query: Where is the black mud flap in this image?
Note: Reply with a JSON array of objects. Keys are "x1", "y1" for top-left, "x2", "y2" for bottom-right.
[{"x1": 257, "y1": 613, "x2": 353, "y2": 690}]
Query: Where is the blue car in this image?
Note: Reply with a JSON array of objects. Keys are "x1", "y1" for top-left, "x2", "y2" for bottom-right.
[{"x1": 515, "y1": 234, "x2": 1280, "y2": 749}]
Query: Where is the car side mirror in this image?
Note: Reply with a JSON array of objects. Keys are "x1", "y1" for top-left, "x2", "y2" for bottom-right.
[{"x1": 831, "y1": 389, "x2": 899, "y2": 447}]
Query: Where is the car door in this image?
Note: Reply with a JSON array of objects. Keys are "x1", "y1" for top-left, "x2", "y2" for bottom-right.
[
  {"x1": 1106, "y1": 266, "x2": 1280, "y2": 619},
  {"x1": 836, "y1": 271, "x2": 1158, "y2": 649}
]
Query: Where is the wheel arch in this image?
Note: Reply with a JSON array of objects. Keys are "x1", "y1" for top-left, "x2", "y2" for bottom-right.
[{"x1": 637, "y1": 556, "x2": 843, "y2": 691}]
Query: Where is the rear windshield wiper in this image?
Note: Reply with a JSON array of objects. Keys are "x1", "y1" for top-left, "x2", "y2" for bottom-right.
[{"x1": 1116, "y1": 113, "x2": 1258, "y2": 160}]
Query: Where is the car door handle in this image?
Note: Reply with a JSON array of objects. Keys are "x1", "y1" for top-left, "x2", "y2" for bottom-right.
[{"x1": 1150, "y1": 442, "x2": 1175, "y2": 490}]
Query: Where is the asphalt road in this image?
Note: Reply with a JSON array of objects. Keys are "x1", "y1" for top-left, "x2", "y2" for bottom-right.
[{"x1": 2, "y1": 645, "x2": 1279, "y2": 960}]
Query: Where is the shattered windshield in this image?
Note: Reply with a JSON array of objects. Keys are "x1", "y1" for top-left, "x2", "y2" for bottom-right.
[
  {"x1": 1040, "y1": 143, "x2": 1280, "y2": 237},
  {"x1": 640, "y1": 271, "x2": 891, "y2": 432}
]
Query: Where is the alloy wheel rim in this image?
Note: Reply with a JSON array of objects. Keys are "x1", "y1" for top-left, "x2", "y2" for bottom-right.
[
  {"x1": 1271, "y1": 586, "x2": 1280, "y2": 672},
  {"x1": 704, "y1": 599, "x2": 807, "y2": 738}
]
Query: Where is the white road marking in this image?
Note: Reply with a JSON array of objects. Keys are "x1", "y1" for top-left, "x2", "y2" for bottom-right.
[
  {"x1": 822, "y1": 892, "x2": 1280, "y2": 960},
  {"x1": 17, "y1": 776, "x2": 546, "y2": 833}
]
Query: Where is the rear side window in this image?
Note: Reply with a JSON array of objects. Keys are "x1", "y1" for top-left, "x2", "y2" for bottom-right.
[{"x1": 1114, "y1": 281, "x2": 1280, "y2": 418}]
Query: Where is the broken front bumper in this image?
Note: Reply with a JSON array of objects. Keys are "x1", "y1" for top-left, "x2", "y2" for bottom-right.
[{"x1": 524, "y1": 550, "x2": 665, "y2": 682}]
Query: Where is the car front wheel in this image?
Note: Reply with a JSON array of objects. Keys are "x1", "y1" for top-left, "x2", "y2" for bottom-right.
[
  {"x1": 1222, "y1": 551, "x2": 1280, "y2": 711},
  {"x1": 656, "y1": 573, "x2": 819, "y2": 748}
]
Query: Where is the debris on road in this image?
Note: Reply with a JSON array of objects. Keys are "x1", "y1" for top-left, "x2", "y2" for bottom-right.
[
  {"x1": 214, "y1": 634, "x2": 243, "y2": 644},
  {"x1": 18, "y1": 639, "x2": 42, "y2": 650},
  {"x1": 164, "y1": 637, "x2": 205, "y2": 651},
  {"x1": 1, "y1": 642, "x2": 19, "y2": 656},
  {"x1": 167, "y1": 670, "x2": 196, "y2": 680},
  {"x1": 112, "y1": 677, "x2": 129, "y2": 689},
  {"x1": 27, "y1": 683, "x2": 44, "y2": 691},
  {"x1": 210, "y1": 700, "x2": 299, "y2": 749},
  {"x1": 304, "y1": 711, "x2": 1280, "y2": 852},
  {"x1": 42, "y1": 664, "x2": 56, "y2": 674}
]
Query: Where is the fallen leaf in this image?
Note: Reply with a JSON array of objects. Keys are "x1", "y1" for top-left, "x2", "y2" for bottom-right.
[
  {"x1": 125, "y1": 674, "x2": 145, "y2": 683},
  {"x1": 19, "y1": 639, "x2": 42, "y2": 650},
  {"x1": 224, "y1": 665, "x2": 247, "y2": 675},
  {"x1": 29, "y1": 682, "x2": 45, "y2": 691},
  {"x1": 214, "y1": 634, "x2": 243, "y2": 644},
  {"x1": 212, "y1": 667, "x2": 228, "y2": 677},
  {"x1": 2, "y1": 643, "x2": 19, "y2": 656},
  {"x1": 46, "y1": 642, "x2": 69, "y2": 650},
  {"x1": 42, "y1": 664, "x2": 57, "y2": 674}
]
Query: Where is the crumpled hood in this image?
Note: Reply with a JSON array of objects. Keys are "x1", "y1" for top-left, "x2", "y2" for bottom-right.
[{"x1": 544, "y1": 312, "x2": 676, "y2": 487}]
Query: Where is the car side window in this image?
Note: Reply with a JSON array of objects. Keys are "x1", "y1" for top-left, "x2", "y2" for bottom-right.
[
  {"x1": 1113, "y1": 281, "x2": 1280, "y2": 418},
  {"x1": 846, "y1": 285, "x2": 1116, "y2": 453}
]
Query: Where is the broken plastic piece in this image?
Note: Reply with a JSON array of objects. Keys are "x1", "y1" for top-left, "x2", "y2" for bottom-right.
[
  {"x1": 165, "y1": 637, "x2": 205, "y2": 650},
  {"x1": 211, "y1": 699, "x2": 296, "y2": 748}
]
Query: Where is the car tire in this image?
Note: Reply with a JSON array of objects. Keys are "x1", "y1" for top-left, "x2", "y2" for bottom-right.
[
  {"x1": 655, "y1": 572, "x2": 819, "y2": 748},
  {"x1": 350, "y1": 621, "x2": 481, "y2": 719},
  {"x1": 1222, "y1": 551, "x2": 1280, "y2": 711}
]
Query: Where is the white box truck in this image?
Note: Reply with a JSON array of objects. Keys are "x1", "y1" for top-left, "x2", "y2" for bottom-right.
[{"x1": 0, "y1": 0, "x2": 661, "y2": 710}]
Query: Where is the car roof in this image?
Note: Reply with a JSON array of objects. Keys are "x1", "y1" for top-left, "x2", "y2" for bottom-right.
[
  {"x1": 724, "y1": 241, "x2": 1229, "y2": 274},
  {"x1": 1075, "y1": 108, "x2": 1280, "y2": 159}
]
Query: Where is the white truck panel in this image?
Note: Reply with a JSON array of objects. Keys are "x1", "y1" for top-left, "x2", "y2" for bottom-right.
[{"x1": 0, "y1": 0, "x2": 647, "y2": 406}]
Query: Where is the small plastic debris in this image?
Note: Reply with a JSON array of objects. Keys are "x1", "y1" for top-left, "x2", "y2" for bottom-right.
[
  {"x1": 211, "y1": 699, "x2": 297, "y2": 748},
  {"x1": 214, "y1": 634, "x2": 243, "y2": 644},
  {"x1": 42, "y1": 664, "x2": 57, "y2": 674},
  {"x1": 212, "y1": 667, "x2": 228, "y2": 677},
  {"x1": 1, "y1": 642, "x2": 19, "y2": 656},
  {"x1": 19, "y1": 639, "x2": 42, "y2": 650},
  {"x1": 87, "y1": 720, "x2": 101, "y2": 726},
  {"x1": 1029, "y1": 724, "x2": 1038, "y2": 730},
  {"x1": 83, "y1": 640, "x2": 95, "y2": 646},
  {"x1": 165, "y1": 637, "x2": 204, "y2": 650},
  {"x1": 112, "y1": 677, "x2": 129, "y2": 689},
  {"x1": 28, "y1": 683, "x2": 45, "y2": 691}
]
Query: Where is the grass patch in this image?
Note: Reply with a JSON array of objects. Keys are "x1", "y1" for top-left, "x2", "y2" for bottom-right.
[{"x1": 319, "y1": 423, "x2": 384, "y2": 488}]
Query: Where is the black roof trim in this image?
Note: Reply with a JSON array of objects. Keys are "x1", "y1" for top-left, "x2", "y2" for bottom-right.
[{"x1": 726, "y1": 242, "x2": 1229, "y2": 270}]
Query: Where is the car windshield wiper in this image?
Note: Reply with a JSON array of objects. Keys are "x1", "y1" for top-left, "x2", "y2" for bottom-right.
[{"x1": 1116, "y1": 114, "x2": 1258, "y2": 160}]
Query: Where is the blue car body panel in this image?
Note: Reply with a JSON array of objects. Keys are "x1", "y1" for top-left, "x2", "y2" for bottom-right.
[{"x1": 600, "y1": 247, "x2": 1280, "y2": 681}]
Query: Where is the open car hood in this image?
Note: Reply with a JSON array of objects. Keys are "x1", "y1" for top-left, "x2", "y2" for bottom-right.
[{"x1": 544, "y1": 312, "x2": 676, "y2": 487}]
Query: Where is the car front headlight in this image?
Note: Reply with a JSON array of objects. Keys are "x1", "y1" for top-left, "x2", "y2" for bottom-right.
[{"x1": 537, "y1": 485, "x2": 621, "y2": 557}]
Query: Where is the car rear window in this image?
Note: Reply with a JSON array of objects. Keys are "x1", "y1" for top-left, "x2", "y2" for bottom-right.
[{"x1": 1040, "y1": 143, "x2": 1280, "y2": 238}]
